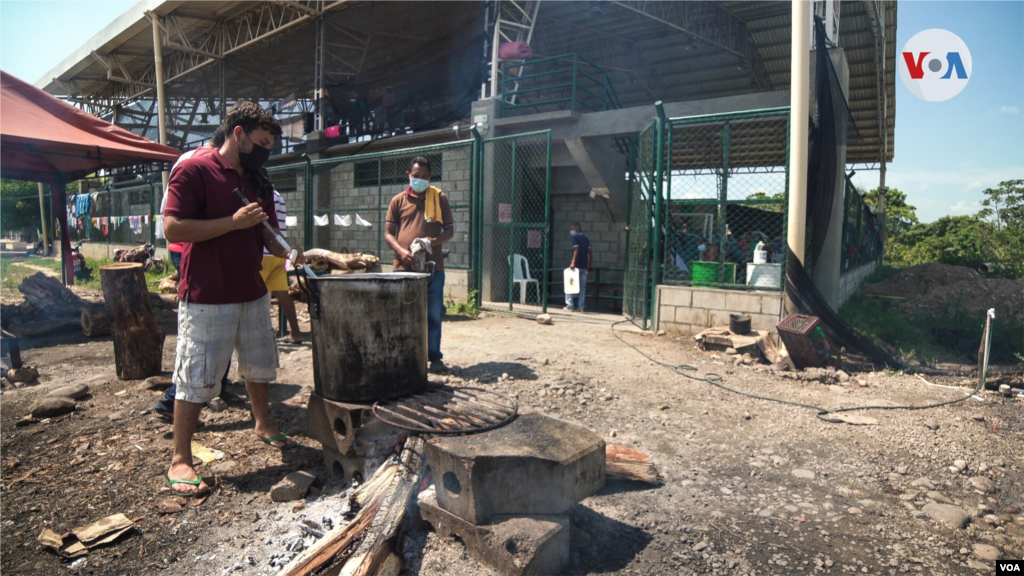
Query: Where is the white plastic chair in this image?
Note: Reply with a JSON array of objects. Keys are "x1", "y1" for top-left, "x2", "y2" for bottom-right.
[{"x1": 508, "y1": 254, "x2": 539, "y2": 304}]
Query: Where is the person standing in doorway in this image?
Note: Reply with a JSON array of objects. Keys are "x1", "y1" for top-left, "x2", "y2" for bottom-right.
[
  {"x1": 383, "y1": 156, "x2": 454, "y2": 373},
  {"x1": 564, "y1": 222, "x2": 593, "y2": 312}
]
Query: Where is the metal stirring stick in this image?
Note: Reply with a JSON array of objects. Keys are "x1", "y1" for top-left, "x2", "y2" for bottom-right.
[{"x1": 232, "y1": 188, "x2": 315, "y2": 277}]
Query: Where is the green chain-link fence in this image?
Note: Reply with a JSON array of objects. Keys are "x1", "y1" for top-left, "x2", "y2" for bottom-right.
[
  {"x1": 841, "y1": 174, "x2": 883, "y2": 271},
  {"x1": 66, "y1": 183, "x2": 158, "y2": 248},
  {"x1": 623, "y1": 122, "x2": 660, "y2": 328},
  {"x1": 475, "y1": 131, "x2": 552, "y2": 312},
  {"x1": 625, "y1": 108, "x2": 790, "y2": 328}
]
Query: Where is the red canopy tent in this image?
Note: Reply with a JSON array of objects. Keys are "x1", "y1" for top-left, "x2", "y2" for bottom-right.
[{"x1": 0, "y1": 70, "x2": 180, "y2": 284}]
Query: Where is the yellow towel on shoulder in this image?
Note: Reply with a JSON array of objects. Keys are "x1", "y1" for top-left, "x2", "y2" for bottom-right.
[{"x1": 424, "y1": 185, "x2": 441, "y2": 223}]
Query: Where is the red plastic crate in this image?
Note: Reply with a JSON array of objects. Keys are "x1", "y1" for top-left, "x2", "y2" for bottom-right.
[{"x1": 776, "y1": 313, "x2": 840, "y2": 369}]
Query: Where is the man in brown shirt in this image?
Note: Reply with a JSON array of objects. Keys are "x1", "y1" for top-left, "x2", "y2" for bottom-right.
[{"x1": 384, "y1": 156, "x2": 454, "y2": 372}]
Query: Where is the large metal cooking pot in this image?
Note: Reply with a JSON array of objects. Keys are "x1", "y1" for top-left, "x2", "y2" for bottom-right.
[{"x1": 299, "y1": 272, "x2": 429, "y2": 403}]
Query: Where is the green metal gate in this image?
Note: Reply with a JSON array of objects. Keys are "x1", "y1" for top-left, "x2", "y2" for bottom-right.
[
  {"x1": 623, "y1": 121, "x2": 663, "y2": 329},
  {"x1": 474, "y1": 130, "x2": 552, "y2": 313}
]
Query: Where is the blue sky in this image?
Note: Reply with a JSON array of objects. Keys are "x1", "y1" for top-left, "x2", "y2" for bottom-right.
[
  {"x1": 2, "y1": 1, "x2": 1021, "y2": 223},
  {"x1": 849, "y1": 1, "x2": 1024, "y2": 223}
]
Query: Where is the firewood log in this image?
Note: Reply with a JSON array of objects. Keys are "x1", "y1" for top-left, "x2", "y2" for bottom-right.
[{"x1": 99, "y1": 263, "x2": 165, "y2": 380}]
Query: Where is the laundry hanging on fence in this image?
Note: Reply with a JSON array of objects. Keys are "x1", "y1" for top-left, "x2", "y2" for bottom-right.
[
  {"x1": 354, "y1": 214, "x2": 373, "y2": 229},
  {"x1": 100, "y1": 217, "x2": 109, "y2": 236},
  {"x1": 285, "y1": 216, "x2": 297, "y2": 227},
  {"x1": 335, "y1": 214, "x2": 352, "y2": 227},
  {"x1": 313, "y1": 214, "x2": 329, "y2": 226}
]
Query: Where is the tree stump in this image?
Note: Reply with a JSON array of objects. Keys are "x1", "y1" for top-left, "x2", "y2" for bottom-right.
[
  {"x1": 99, "y1": 263, "x2": 165, "y2": 379},
  {"x1": 81, "y1": 304, "x2": 111, "y2": 337}
]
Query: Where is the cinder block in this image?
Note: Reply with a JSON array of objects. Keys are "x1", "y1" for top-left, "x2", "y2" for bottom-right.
[
  {"x1": 675, "y1": 306, "x2": 707, "y2": 326},
  {"x1": 322, "y1": 445, "x2": 387, "y2": 484},
  {"x1": 708, "y1": 310, "x2": 733, "y2": 327},
  {"x1": 691, "y1": 289, "x2": 727, "y2": 310},
  {"x1": 659, "y1": 287, "x2": 692, "y2": 307},
  {"x1": 306, "y1": 394, "x2": 406, "y2": 456},
  {"x1": 424, "y1": 414, "x2": 605, "y2": 524},
  {"x1": 418, "y1": 489, "x2": 570, "y2": 576},
  {"x1": 749, "y1": 313, "x2": 781, "y2": 333},
  {"x1": 761, "y1": 295, "x2": 783, "y2": 316},
  {"x1": 725, "y1": 292, "x2": 763, "y2": 314}
]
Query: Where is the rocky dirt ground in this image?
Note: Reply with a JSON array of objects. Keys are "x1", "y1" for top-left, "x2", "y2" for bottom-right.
[{"x1": 1, "y1": 298, "x2": 1022, "y2": 576}]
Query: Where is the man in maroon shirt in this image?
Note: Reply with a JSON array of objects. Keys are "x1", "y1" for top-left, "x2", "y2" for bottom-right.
[{"x1": 163, "y1": 102, "x2": 304, "y2": 496}]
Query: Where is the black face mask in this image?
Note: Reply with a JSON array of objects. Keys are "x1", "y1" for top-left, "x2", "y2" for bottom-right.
[{"x1": 239, "y1": 133, "x2": 271, "y2": 173}]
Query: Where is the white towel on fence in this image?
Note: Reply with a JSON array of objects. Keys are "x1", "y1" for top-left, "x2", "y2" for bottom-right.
[{"x1": 313, "y1": 214, "x2": 329, "y2": 226}]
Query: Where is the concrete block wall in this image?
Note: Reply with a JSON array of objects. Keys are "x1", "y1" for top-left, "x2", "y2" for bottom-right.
[
  {"x1": 310, "y1": 146, "x2": 473, "y2": 269},
  {"x1": 654, "y1": 285, "x2": 784, "y2": 335},
  {"x1": 838, "y1": 260, "x2": 878, "y2": 307},
  {"x1": 268, "y1": 167, "x2": 306, "y2": 250}
]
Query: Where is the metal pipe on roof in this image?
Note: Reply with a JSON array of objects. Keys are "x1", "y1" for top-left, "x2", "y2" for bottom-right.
[
  {"x1": 150, "y1": 11, "x2": 169, "y2": 191},
  {"x1": 786, "y1": 0, "x2": 810, "y2": 264}
]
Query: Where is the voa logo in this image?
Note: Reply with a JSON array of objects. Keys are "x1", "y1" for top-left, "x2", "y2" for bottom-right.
[{"x1": 900, "y1": 28, "x2": 972, "y2": 102}]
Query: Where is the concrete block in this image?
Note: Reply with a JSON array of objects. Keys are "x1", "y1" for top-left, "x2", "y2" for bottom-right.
[
  {"x1": 708, "y1": 310, "x2": 733, "y2": 328},
  {"x1": 657, "y1": 306, "x2": 673, "y2": 327},
  {"x1": 724, "y1": 292, "x2": 763, "y2": 314},
  {"x1": 425, "y1": 413, "x2": 605, "y2": 524},
  {"x1": 749, "y1": 313, "x2": 781, "y2": 333},
  {"x1": 691, "y1": 289, "x2": 727, "y2": 310},
  {"x1": 306, "y1": 394, "x2": 405, "y2": 456},
  {"x1": 419, "y1": 489, "x2": 569, "y2": 576},
  {"x1": 322, "y1": 445, "x2": 387, "y2": 484},
  {"x1": 674, "y1": 306, "x2": 708, "y2": 326},
  {"x1": 659, "y1": 287, "x2": 691, "y2": 307},
  {"x1": 761, "y1": 295, "x2": 783, "y2": 316}
]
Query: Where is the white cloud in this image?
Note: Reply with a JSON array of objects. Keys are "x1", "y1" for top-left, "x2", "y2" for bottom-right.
[
  {"x1": 950, "y1": 200, "x2": 978, "y2": 214},
  {"x1": 1001, "y1": 105, "x2": 1021, "y2": 114}
]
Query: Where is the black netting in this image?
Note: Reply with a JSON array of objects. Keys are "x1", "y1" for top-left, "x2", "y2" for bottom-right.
[{"x1": 805, "y1": 15, "x2": 861, "y2": 273}]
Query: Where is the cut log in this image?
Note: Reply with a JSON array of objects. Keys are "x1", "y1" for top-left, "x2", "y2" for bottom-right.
[
  {"x1": 605, "y1": 443, "x2": 662, "y2": 485},
  {"x1": 99, "y1": 263, "x2": 165, "y2": 380},
  {"x1": 281, "y1": 436, "x2": 426, "y2": 576},
  {"x1": 7, "y1": 316, "x2": 80, "y2": 338},
  {"x1": 16, "y1": 273, "x2": 87, "y2": 317},
  {"x1": 148, "y1": 292, "x2": 178, "y2": 309},
  {"x1": 81, "y1": 305, "x2": 111, "y2": 337}
]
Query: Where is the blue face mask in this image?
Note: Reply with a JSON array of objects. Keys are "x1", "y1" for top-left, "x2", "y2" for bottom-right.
[
  {"x1": 409, "y1": 177, "x2": 429, "y2": 193},
  {"x1": 697, "y1": 244, "x2": 706, "y2": 253}
]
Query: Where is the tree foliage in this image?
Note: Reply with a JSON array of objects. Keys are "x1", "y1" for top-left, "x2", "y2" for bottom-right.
[
  {"x1": 879, "y1": 180, "x2": 1023, "y2": 278},
  {"x1": 863, "y1": 187, "x2": 918, "y2": 236},
  {"x1": 746, "y1": 191, "x2": 786, "y2": 213},
  {"x1": 0, "y1": 179, "x2": 45, "y2": 238}
]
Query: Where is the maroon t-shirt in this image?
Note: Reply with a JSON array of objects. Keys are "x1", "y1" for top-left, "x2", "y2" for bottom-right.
[{"x1": 164, "y1": 150, "x2": 279, "y2": 304}]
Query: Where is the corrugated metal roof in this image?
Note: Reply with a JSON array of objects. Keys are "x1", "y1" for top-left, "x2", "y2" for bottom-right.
[{"x1": 38, "y1": 0, "x2": 895, "y2": 164}]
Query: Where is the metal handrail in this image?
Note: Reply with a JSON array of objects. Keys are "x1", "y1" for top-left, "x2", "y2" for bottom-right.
[{"x1": 499, "y1": 53, "x2": 621, "y2": 117}]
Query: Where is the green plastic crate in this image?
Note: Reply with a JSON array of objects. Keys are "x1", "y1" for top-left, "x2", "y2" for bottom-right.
[{"x1": 691, "y1": 261, "x2": 736, "y2": 286}]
